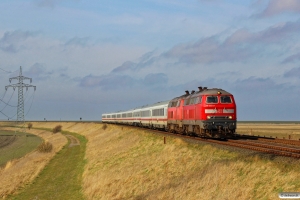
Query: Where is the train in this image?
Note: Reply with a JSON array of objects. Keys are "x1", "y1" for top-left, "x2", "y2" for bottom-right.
[{"x1": 102, "y1": 86, "x2": 237, "y2": 138}]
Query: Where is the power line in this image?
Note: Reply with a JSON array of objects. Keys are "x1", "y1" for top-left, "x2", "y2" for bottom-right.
[
  {"x1": 0, "y1": 67, "x2": 12, "y2": 73},
  {"x1": 0, "y1": 89, "x2": 16, "y2": 112},
  {"x1": 0, "y1": 68, "x2": 19, "y2": 73},
  {"x1": 0, "y1": 90, "x2": 17, "y2": 108},
  {"x1": 25, "y1": 91, "x2": 35, "y2": 117}
]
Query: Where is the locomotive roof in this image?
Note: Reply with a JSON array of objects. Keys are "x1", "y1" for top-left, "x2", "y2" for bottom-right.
[{"x1": 170, "y1": 88, "x2": 232, "y2": 101}]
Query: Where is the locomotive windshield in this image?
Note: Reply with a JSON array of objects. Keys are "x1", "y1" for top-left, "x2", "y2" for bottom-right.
[
  {"x1": 221, "y1": 96, "x2": 232, "y2": 103},
  {"x1": 206, "y1": 96, "x2": 218, "y2": 103}
]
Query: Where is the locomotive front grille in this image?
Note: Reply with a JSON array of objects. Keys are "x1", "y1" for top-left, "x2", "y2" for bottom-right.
[{"x1": 209, "y1": 116, "x2": 227, "y2": 119}]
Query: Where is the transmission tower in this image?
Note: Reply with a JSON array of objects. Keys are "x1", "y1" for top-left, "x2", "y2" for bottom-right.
[{"x1": 5, "y1": 66, "x2": 36, "y2": 124}]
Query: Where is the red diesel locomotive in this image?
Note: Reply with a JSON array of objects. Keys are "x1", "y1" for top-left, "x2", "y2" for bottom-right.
[
  {"x1": 167, "y1": 87, "x2": 236, "y2": 138},
  {"x1": 102, "y1": 86, "x2": 237, "y2": 138}
]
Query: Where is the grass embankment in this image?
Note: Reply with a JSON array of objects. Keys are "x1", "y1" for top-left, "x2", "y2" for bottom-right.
[
  {"x1": 0, "y1": 130, "x2": 42, "y2": 167},
  {"x1": 8, "y1": 130, "x2": 87, "y2": 200},
  {"x1": 84, "y1": 124, "x2": 300, "y2": 199},
  {"x1": 30, "y1": 122, "x2": 300, "y2": 200},
  {"x1": 2, "y1": 122, "x2": 300, "y2": 199}
]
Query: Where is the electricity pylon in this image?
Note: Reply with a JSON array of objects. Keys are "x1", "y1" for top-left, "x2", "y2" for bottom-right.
[{"x1": 5, "y1": 66, "x2": 36, "y2": 127}]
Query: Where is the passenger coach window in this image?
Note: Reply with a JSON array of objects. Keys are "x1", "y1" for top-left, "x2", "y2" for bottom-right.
[
  {"x1": 221, "y1": 96, "x2": 232, "y2": 103},
  {"x1": 206, "y1": 96, "x2": 218, "y2": 103},
  {"x1": 152, "y1": 108, "x2": 164, "y2": 116}
]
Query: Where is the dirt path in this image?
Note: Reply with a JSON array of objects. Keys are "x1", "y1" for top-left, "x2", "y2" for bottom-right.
[{"x1": 65, "y1": 134, "x2": 80, "y2": 147}]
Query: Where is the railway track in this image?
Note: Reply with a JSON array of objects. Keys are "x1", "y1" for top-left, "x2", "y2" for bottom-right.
[{"x1": 117, "y1": 124, "x2": 300, "y2": 159}]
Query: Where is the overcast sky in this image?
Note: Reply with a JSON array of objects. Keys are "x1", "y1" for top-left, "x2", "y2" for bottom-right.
[{"x1": 0, "y1": 0, "x2": 300, "y2": 121}]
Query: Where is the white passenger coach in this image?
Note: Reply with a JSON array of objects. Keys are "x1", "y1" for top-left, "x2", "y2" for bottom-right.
[{"x1": 102, "y1": 100, "x2": 170, "y2": 129}]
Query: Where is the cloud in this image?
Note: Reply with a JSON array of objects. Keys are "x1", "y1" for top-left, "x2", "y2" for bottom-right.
[
  {"x1": 0, "y1": 30, "x2": 38, "y2": 53},
  {"x1": 284, "y1": 67, "x2": 300, "y2": 78},
  {"x1": 144, "y1": 73, "x2": 168, "y2": 86},
  {"x1": 162, "y1": 19, "x2": 300, "y2": 65},
  {"x1": 233, "y1": 76, "x2": 277, "y2": 91},
  {"x1": 225, "y1": 20, "x2": 300, "y2": 44},
  {"x1": 282, "y1": 52, "x2": 300, "y2": 63},
  {"x1": 79, "y1": 72, "x2": 168, "y2": 90},
  {"x1": 110, "y1": 50, "x2": 160, "y2": 74},
  {"x1": 23, "y1": 63, "x2": 53, "y2": 81},
  {"x1": 111, "y1": 61, "x2": 136, "y2": 73},
  {"x1": 65, "y1": 37, "x2": 89, "y2": 47},
  {"x1": 34, "y1": 0, "x2": 80, "y2": 8},
  {"x1": 163, "y1": 36, "x2": 254, "y2": 64},
  {"x1": 257, "y1": 0, "x2": 300, "y2": 17},
  {"x1": 79, "y1": 74, "x2": 137, "y2": 89},
  {"x1": 35, "y1": 0, "x2": 59, "y2": 8}
]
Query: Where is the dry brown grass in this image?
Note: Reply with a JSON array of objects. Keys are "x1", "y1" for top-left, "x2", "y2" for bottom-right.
[
  {"x1": 37, "y1": 141, "x2": 53, "y2": 153},
  {"x1": 0, "y1": 126, "x2": 67, "y2": 198},
  {"x1": 77, "y1": 124, "x2": 300, "y2": 200},
  {"x1": 27, "y1": 122, "x2": 300, "y2": 200},
  {"x1": 2, "y1": 122, "x2": 300, "y2": 199},
  {"x1": 237, "y1": 122, "x2": 300, "y2": 140}
]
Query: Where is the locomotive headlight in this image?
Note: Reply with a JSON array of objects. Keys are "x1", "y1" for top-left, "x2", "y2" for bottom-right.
[
  {"x1": 207, "y1": 116, "x2": 211, "y2": 119},
  {"x1": 229, "y1": 116, "x2": 232, "y2": 119}
]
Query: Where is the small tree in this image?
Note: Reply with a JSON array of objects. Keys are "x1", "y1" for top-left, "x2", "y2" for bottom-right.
[
  {"x1": 27, "y1": 123, "x2": 33, "y2": 130},
  {"x1": 102, "y1": 124, "x2": 107, "y2": 130},
  {"x1": 53, "y1": 125, "x2": 62, "y2": 133}
]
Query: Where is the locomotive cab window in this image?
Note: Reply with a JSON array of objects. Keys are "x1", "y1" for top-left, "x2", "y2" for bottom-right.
[
  {"x1": 206, "y1": 96, "x2": 218, "y2": 103},
  {"x1": 184, "y1": 99, "x2": 191, "y2": 105},
  {"x1": 169, "y1": 101, "x2": 177, "y2": 107},
  {"x1": 221, "y1": 96, "x2": 232, "y2": 103},
  {"x1": 195, "y1": 96, "x2": 202, "y2": 104}
]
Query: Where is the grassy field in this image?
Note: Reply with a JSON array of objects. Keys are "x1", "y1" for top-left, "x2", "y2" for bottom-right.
[
  {"x1": 0, "y1": 130, "x2": 42, "y2": 167},
  {"x1": 1, "y1": 121, "x2": 300, "y2": 200},
  {"x1": 237, "y1": 122, "x2": 300, "y2": 140}
]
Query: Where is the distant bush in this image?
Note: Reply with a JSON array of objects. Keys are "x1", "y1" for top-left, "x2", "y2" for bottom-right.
[
  {"x1": 102, "y1": 124, "x2": 107, "y2": 130},
  {"x1": 27, "y1": 123, "x2": 33, "y2": 130},
  {"x1": 53, "y1": 125, "x2": 62, "y2": 133},
  {"x1": 37, "y1": 141, "x2": 53, "y2": 153}
]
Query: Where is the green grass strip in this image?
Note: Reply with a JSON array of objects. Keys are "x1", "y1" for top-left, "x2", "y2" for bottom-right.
[
  {"x1": 0, "y1": 130, "x2": 42, "y2": 167},
  {"x1": 9, "y1": 131, "x2": 87, "y2": 200}
]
